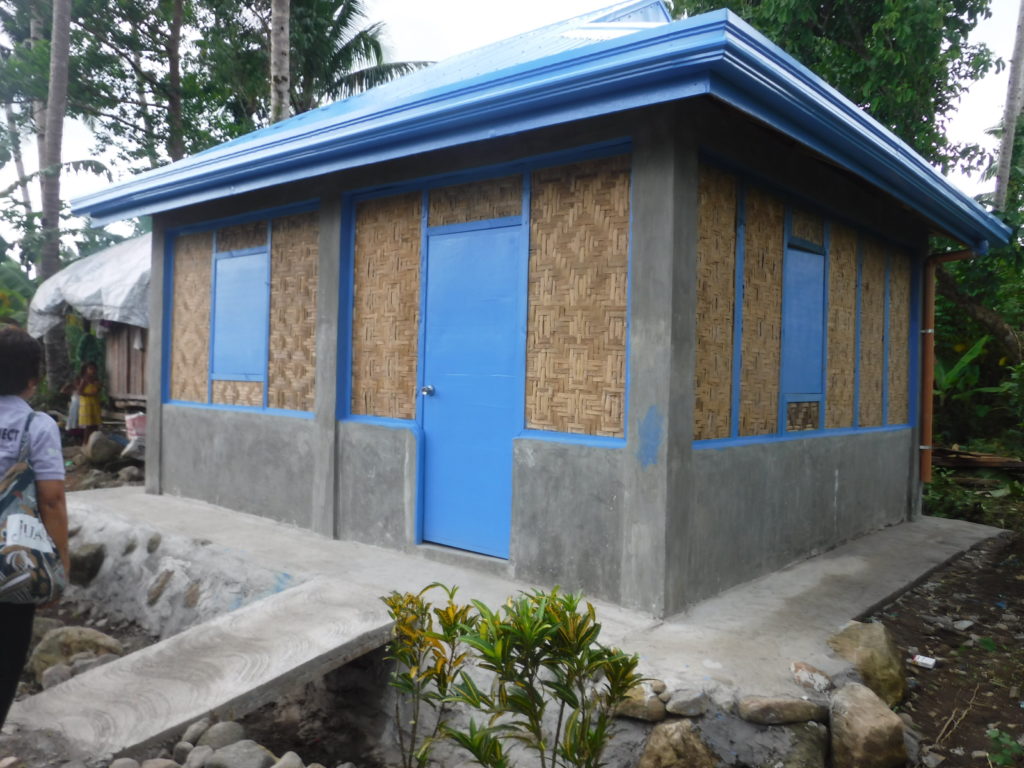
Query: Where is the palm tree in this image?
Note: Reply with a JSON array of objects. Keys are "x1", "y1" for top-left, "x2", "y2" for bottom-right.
[{"x1": 270, "y1": 0, "x2": 290, "y2": 123}]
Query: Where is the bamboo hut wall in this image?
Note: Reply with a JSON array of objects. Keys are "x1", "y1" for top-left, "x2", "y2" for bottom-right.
[
  {"x1": 858, "y1": 240, "x2": 887, "y2": 427},
  {"x1": 351, "y1": 192, "x2": 422, "y2": 419},
  {"x1": 738, "y1": 186, "x2": 784, "y2": 436},
  {"x1": 216, "y1": 220, "x2": 267, "y2": 252},
  {"x1": 526, "y1": 155, "x2": 630, "y2": 438},
  {"x1": 694, "y1": 166, "x2": 737, "y2": 440},
  {"x1": 212, "y1": 380, "x2": 264, "y2": 407},
  {"x1": 887, "y1": 253, "x2": 911, "y2": 424},
  {"x1": 268, "y1": 211, "x2": 319, "y2": 411},
  {"x1": 791, "y1": 207, "x2": 824, "y2": 247},
  {"x1": 826, "y1": 224, "x2": 858, "y2": 428},
  {"x1": 170, "y1": 232, "x2": 212, "y2": 403},
  {"x1": 105, "y1": 324, "x2": 147, "y2": 399},
  {"x1": 429, "y1": 176, "x2": 522, "y2": 227}
]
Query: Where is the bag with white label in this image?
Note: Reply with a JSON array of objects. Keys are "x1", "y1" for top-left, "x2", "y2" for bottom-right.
[{"x1": 0, "y1": 412, "x2": 66, "y2": 604}]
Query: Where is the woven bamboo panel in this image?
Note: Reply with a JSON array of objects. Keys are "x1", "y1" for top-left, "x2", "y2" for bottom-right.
[
  {"x1": 858, "y1": 239, "x2": 887, "y2": 427},
  {"x1": 170, "y1": 232, "x2": 212, "y2": 403},
  {"x1": 791, "y1": 207, "x2": 824, "y2": 247},
  {"x1": 212, "y1": 380, "x2": 264, "y2": 407},
  {"x1": 826, "y1": 223, "x2": 858, "y2": 428},
  {"x1": 526, "y1": 155, "x2": 630, "y2": 438},
  {"x1": 887, "y1": 252, "x2": 911, "y2": 424},
  {"x1": 694, "y1": 165, "x2": 737, "y2": 440},
  {"x1": 216, "y1": 220, "x2": 267, "y2": 252},
  {"x1": 268, "y1": 212, "x2": 318, "y2": 411},
  {"x1": 787, "y1": 401, "x2": 819, "y2": 431},
  {"x1": 739, "y1": 187, "x2": 784, "y2": 436},
  {"x1": 428, "y1": 176, "x2": 522, "y2": 227},
  {"x1": 351, "y1": 192, "x2": 421, "y2": 419}
]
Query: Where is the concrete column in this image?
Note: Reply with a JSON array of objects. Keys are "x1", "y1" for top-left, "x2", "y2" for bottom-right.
[
  {"x1": 310, "y1": 199, "x2": 342, "y2": 537},
  {"x1": 145, "y1": 218, "x2": 166, "y2": 496},
  {"x1": 620, "y1": 110, "x2": 697, "y2": 617}
]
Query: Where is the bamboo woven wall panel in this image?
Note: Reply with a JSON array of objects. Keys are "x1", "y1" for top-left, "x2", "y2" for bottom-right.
[
  {"x1": 212, "y1": 380, "x2": 263, "y2": 407},
  {"x1": 216, "y1": 220, "x2": 268, "y2": 252},
  {"x1": 170, "y1": 233, "x2": 212, "y2": 403},
  {"x1": 694, "y1": 165, "x2": 737, "y2": 440},
  {"x1": 351, "y1": 192, "x2": 421, "y2": 419},
  {"x1": 787, "y1": 401, "x2": 819, "y2": 431},
  {"x1": 428, "y1": 176, "x2": 522, "y2": 227},
  {"x1": 526, "y1": 155, "x2": 630, "y2": 437},
  {"x1": 887, "y1": 253, "x2": 911, "y2": 424},
  {"x1": 739, "y1": 187, "x2": 784, "y2": 436},
  {"x1": 858, "y1": 240, "x2": 887, "y2": 427},
  {"x1": 791, "y1": 208, "x2": 824, "y2": 247},
  {"x1": 826, "y1": 224, "x2": 858, "y2": 428},
  {"x1": 268, "y1": 212, "x2": 319, "y2": 411}
]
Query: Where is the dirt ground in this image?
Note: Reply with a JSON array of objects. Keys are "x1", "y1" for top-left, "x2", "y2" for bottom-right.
[{"x1": 870, "y1": 533, "x2": 1024, "y2": 767}]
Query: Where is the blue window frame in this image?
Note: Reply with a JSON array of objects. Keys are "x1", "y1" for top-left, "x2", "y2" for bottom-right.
[
  {"x1": 210, "y1": 249, "x2": 270, "y2": 382},
  {"x1": 780, "y1": 246, "x2": 826, "y2": 430}
]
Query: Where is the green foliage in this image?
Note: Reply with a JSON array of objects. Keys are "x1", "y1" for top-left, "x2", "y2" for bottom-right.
[
  {"x1": 987, "y1": 727, "x2": 1024, "y2": 765},
  {"x1": 0, "y1": 254, "x2": 33, "y2": 325},
  {"x1": 669, "y1": 0, "x2": 997, "y2": 172}
]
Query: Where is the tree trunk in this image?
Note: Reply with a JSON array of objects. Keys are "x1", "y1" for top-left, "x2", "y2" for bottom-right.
[
  {"x1": 166, "y1": 0, "x2": 186, "y2": 161},
  {"x1": 995, "y1": 0, "x2": 1024, "y2": 212},
  {"x1": 38, "y1": 0, "x2": 73, "y2": 392},
  {"x1": 270, "y1": 0, "x2": 290, "y2": 123},
  {"x1": 936, "y1": 265, "x2": 1023, "y2": 365},
  {"x1": 29, "y1": 2, "x2": 46, "y2": 190},
  {"x1": 3, "y1": 103, "x2": 34, "y2": 236}
]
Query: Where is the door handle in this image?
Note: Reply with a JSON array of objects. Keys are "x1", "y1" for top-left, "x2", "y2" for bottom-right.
[{"x1": 420, "y1": 385, "x2": 435, "y2": 396}]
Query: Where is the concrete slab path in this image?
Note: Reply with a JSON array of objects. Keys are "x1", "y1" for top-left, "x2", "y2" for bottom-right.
[{"x1": 7, "y1": 487, "x2": 1003, "y2": 757}]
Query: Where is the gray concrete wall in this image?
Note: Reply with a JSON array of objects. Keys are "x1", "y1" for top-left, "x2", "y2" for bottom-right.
[
  {"x1": 680, "y1": 429, "x2": 914, "y2": 607},
  {"x1": 160, "y1": 406, "x2": 317, "y2": 527}
]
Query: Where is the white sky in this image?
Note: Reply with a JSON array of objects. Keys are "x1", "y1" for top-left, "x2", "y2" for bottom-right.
[{"x1": 14, "y1": 0, "x2": 1024, "y2": 230}]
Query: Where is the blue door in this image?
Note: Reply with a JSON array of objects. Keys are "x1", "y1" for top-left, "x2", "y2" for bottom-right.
[{"x1": 420, "y1": 224, "x2": 524, "y2": 558}]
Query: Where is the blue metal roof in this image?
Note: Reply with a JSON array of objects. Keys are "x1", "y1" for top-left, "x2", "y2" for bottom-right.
[{"x1": 73, "y1": 1, "x2": 1010, "y2": 250}]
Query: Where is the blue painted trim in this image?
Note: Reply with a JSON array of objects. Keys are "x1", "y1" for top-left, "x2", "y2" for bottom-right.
[
  {"x1": 426, "y1": 216, "x2": 522, "y2": 235},
  {"x1": 777, "y1": 208, "x2": 791, "y2": 434},
  {"x1": 264, "y1": 220, "x2": 272, "y2": 409},
  {"x1": 882, "y1": 249, "x2": 891, "y2": 424},
  {"x1": 414, "y1": 189, "x2": 430, "y2": 546},
  {"x1": 168, "y1": 200, "x2": 319, "y2": 240},
  {"x1": 160, "y1": 234, "x2": 176, "y2": 405},
  {"x1": 693, "y1": 423, "x2": 910, "y2": 450},
  {"x1": 210, "y1": 373, "x2": 264, "y2": 382},
  {"x1": 852, "y1": 237, "x2": 864, "y2": 428},
  {"x1": 729, "y1": 182, "x2": 746, "y2": 439},
  {"x1": 336, "y1": 195, "x2": 358, "y2": 421},
  {"x1": 909, "y1": 253, "x2": 923, "y2": 431},
  {"x1": 514, "y1": 173, "x2": 531, "y2": 433},
  {"x1": 518, "y1": 430, "x2": 626, "y2": 448},
  {"x1": 789, "y1": 235, "x2": 825, "y2": 254},
  {"x1": 207, "y1": 230, "x2": 217, "y2": 404},
  {"x1": 819, "y1": 221, "x2": 831, "y2": 429},
  {"x1": 345, "y1": 414, "x2": 418, "y2": 429},
  {"x1": 165, "y1": 401, "x2": 315, "y2": 419}
]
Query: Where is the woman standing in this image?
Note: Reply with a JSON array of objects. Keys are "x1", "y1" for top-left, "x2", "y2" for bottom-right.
[
  {"x1": 76, "y1": 361, "x2": 102, "y2": 443},
  {"x1": 0, "y1": 326, "x2": 70, "y2": 727}
]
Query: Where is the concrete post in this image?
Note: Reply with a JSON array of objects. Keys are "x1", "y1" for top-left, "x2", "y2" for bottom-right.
[{"x1": 145, "y1": 218, "x2": 166, "y2": 495}]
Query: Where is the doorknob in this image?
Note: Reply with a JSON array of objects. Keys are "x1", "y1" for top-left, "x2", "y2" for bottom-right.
[{"x1": 420, "y1": 385, "x2": 435, "y2": 396}]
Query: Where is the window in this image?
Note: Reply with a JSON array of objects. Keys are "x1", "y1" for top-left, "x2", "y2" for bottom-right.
[
  {"x1": 211, "y1": 250, "x2": 270, "y2": 382},
  {"x1": 780, "y1": 247, "x2": 826, "y2": 431}
]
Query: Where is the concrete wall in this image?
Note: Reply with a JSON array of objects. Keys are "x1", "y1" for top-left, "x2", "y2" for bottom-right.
[{"x1": 160, "y1": 406, "x2": 317, "y2": 528}]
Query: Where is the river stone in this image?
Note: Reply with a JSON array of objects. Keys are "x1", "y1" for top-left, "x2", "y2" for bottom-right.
[
  {"x1": 148, "y1": 570, "x2": 175, "y2": 605},
  {"x1": 737, "y1": 695, "x2": 828, "y2": 725},
  {"x1": 174, "y1": 742, "x2": 195, "y2": 764},
  {"x1": 665, "y1": 688, "x2": 708, "y2": 717},
  {"x1": 185, "y1": 746, "x2": 214, "y2": 768},
  {"x1": 270, "y1": 754, "x2": 303, "y2": 768},
  {"x1": 73, "y1": 653, "x2": 119, "y2": 676},
  {"x1": 791, "y1": 662, "x2": 833, "y2": 694},
  {"x1": 109, "y1": 759, "x2": 140, "y2": 768},
  {"x1": 617, "y1": 683, "x2": 667, "y2": 721},
  {"x1": 183, "y1": 718, "x2": 213, "y2": 745},
  {"x1": 206, "y1": 741, "x2": 276, "y2": 768},
  {"x1": 41, "y1": 663, "x2": 72, "y2": 689},
  {"x1": 118, "y1": 465, "x2": 144, "y2": 483},
  {"x1": 30, "y1": 616, "x2": 64, "y2": 650},
  {"x1": 29, "y1": 626, "x2": 124, "y2": 683},
  {"x1": 197, "y1": 722, "x2": 247, "y2": 750},
  {"x1": 140, "y1": 761, "x2": 180, "y2": 768},
  {"x1": 84, "y1": 432, "x2": 122, "y2": 465},
  {"x1": 830, "y1": 683, "x2": 907, "y2": 768},
  {"x1": 69, "y1": 542, "x2": 106, "y2": 586},
  {"x1": 147, "y1": 533, "x2": 162, "y2": 553},
  {"x1": 637, "y1": 718, "x2": 718, "y2": 768},
  {"x1": 828, "y1": 621, "x2": 906, "y2": 706}
]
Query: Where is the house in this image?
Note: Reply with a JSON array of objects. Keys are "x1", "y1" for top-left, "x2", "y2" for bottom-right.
[
  {"x1": 73, "y1": 2, "x2": 1010, "y2": 617},
  {"x1": 29, "y1": 234, "x2": 150, "y2": 406}
]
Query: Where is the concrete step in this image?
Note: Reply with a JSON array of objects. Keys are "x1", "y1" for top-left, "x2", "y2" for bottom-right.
[{"x1": 8, "y1": 577, "x2": 391, "y2": 758}]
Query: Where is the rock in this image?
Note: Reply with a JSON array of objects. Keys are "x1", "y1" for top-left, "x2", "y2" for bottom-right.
[
  {"x1": 28, "y1": 626, "x2": 124, "y2": 683},
  {"x1": 791, "y1": 661, "x2": 833, "y2": 693},
  {"x1": 84, "y1": 432, "x2": 123, "y2": 465},
  {"x1": 773, "y1": 721, "x2": 828, "y2": 768},
  {"x1": 334, "y1": 764, "x2": 355, "y2": 768},
  {"x1": 270, "y1": 754, "x2": 303, "y2": 768},
  {"x1": 41, "y1": 663, "x2": 73, "y2": 689},
  {"x1": 118, "y1": 465, "x2": 145, "y2": 482},
  {"x1": 637, "y1": 719, "x2": 719, "y2": 768},
  {"x1": 183, "y1": 718, "x2": 213, "y2": 745},
  {"x1": 70, "y1": 542, "x2": 106, "y2": 586},
  {"x1": 174, "y1": 742, "x2": 195, "y2": 764},
  {"x1": 140, "y1": 761, "x2": 180, "y2": 768},
  {"x1": 737, "y1": 695, "x2": 828, "y2": 725},
  {"x1": 665, "y1": 688, "x2": 708, "y2": 717},
  {"x1": 185, "y1": 582, "x2": 202, "y2": 608},
  {"x1": 147, "y1": 533, "x2": 162, "y2": 553},
  {"x1": 828, "y1": 621, "x2": 907, "y2": 706},
  {"x1": 108, "y1": 760, "x2": 140, "y2": 768},
  {"x1": 952, "y1": 619, "x2": 975, "y2": 632},
  {"x1": 922, "y1": 754, "x2": 946, "y2": 768},
  {"x1": 73, "y1": 653, "x2": 119, "y2": 676},
  {"x1": 78, "y1": 468, "x2": 114, "y2": 490},
  {"x1": 617, "y1": 683, "x2": 667, "y2": 721},
  {"x1": 0, "y1": 759, "x2": 21, "y2": 768},
  {"x1": 31, "y1": 616, "x2": 64, "y2": 650},
  {"x1": 148, "y1": 570, "x2": 175, "y2": 605},
  {"x1": 123, "y1": 537, "x2": 138, "y2": 555},
  {"x1": 185, "y1": 746, "x2": 214, "y2": 768},
  {"x1": 650, "y1": 679, "x2": 667, "y2": 694},
  {"x1": 206, "y1": 741, "x2": 276, "y2": 768},
  {"x1": 197, "y1": 722, "x2": 247, "y2": 750},
  {"x1": 830, "y1": 683, "x2": 907, "y2": 768}
]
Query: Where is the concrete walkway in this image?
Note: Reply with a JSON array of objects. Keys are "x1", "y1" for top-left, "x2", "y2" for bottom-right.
[{"x1": 7, "y1": 487, "x2": 1002, "y2": 757}]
